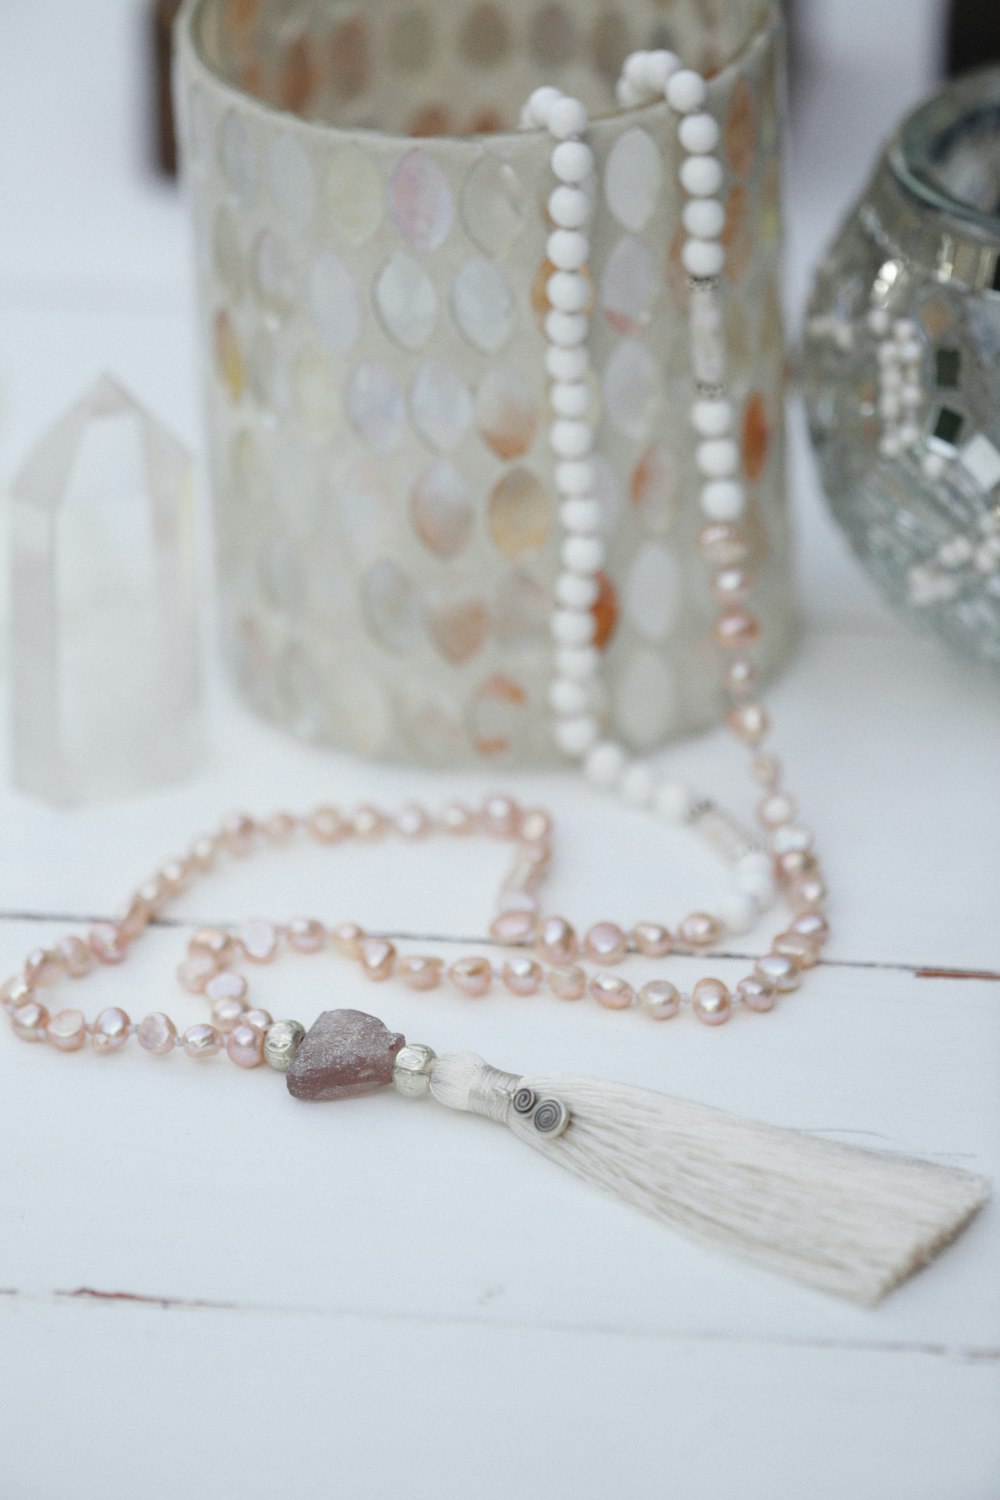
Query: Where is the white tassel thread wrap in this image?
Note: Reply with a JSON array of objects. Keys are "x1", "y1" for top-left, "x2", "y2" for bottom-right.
[{"x1": 429, "y1": 1053, "x2": 989, "y2": 1306}]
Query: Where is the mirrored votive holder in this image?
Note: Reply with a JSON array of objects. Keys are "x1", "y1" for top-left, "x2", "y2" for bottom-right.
[
  {"x1": 175, "y1": 0, "x2": 794, "y2": 766},
  {"x1": 804, "y1": 67, "x2": 1000, "y2": 674},
  {"x1": 8, "y1": 375, "x2": 203, "y2": 805}
]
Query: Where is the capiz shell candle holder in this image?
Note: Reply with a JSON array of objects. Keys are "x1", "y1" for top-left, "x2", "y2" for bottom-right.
[{"x1": 175, "y1": 0, "x2": 793, "y2": 765}]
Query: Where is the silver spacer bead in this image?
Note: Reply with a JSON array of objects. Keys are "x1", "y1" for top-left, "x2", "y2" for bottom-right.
[
  {"x1": 263, "y1": 1019, "x2": 306, "y2": 1072},
  {"x1": 393, "y1": 1042, "x2": 438, "y2": 1099}
]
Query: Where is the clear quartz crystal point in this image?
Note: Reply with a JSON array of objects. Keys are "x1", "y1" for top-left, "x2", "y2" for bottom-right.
[{"x1": 9, "y1": 374, "x2": 203, "y2": 804}]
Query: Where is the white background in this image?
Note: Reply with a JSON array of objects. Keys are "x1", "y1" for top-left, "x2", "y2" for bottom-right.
[{"x1": 1, "y1": 2, "x2": 998, "y2": 1497}]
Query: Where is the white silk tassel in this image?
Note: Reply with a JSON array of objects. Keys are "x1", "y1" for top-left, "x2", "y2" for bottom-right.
[{"x1": 429, "y1": 1051, "x2": 989, "y2": 1306}]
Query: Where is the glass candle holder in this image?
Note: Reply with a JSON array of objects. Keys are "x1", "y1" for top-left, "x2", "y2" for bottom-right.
[
  {"x1": 804, "y1": 68, "x2": 1000, "y2": 674},
  {"x1": 175, "y1": 0, "x2": 793, "y2": 765}
]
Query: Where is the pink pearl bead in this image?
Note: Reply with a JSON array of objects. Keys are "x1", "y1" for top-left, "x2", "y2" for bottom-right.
[
  {"x1": 159, "y1": 859, "x2": 190, "y2": 895},
  {"x1": 751, "y1": 753, "x2": 782, "y2": 788},
  {"x1": 118, "y1": 894, "x2": 151, "y2": 941},
  {"x1": 137, "y1": 1012, "x2": 177, "y2": 1055},
  {"x1": 177, "y1": 953, "x2": 220, "y2": 993},
  {"x1": 352, "y1": 805, "x2": 386, "y2": 839},
  {"x1": 47, "y1": 1009, "x2": 88, "y2": 1051},
  {"x1": 56, "y1": 935, "x2": 93, "y2": 978},
  {"x1": 584, "y1": 922, "x2": 628, "y2": 964},
  {"x1": 89, "y1": 923, "x2": 127, "y2": 965},
  {"x1": 790, "y1": 912, "x2": 829, "y2": 943},
  {"x1": 496, "y1": 888, "x2": 539, "y2": 915},
  {"x1": 726, "y1": 704, "x2": 769, "y2": 746},
  {"x1": 537, "y1": 916, "x2": 578, "y2": 964},
  {"x1": 182, "y1": 1024, "x2": 223, "y2": 1058},
  {"x1": 331, "y1": 922, "x2": 365, "y2": 958},
  {"x1": 589, "y1": 973, "x2": 634, "y2": 1010},
  {"x1": 519, "y1": 808, "x2": 553, "y2": 844},
  {"x1": 789, "y1": 874, "x2": 827, "y2": 912},
  {"x1": 699, "y1": 523, "x2": 748, "y2": 566},
  {"x1": 547, "y1": 965, "x2": 586, "y2": 1000},
  {"x1": 715, "y1": 609, "x2": 760, "y2": 650},
  {"x1": 481, "y1": 794, "x2": 520, "y2": 838},
  {"x1": 449, "y1": 956, "x2": 493, "y2": 996},
  {"x1": 227, "y1": 1021, "x2": 265, "y2": 1068},
  {"x1": 238, "y1": 919, "x2": 280, "y2": 963},
  {"x1": 12, "y1": 999, "x2": 49, "y2": 1041},
  {"x1": 773, "y1": 931, "x2": 820, "y2": 969},
  {"x1": 490, "y1": 910, "x2": 538, "y2": 945},
  {"x1": 308, "y1": 806, "x2": 347, "y2": 843},
  {"x1": 398, "y1": 956, "x2": 444, "y2": 991},
  {"x1": 205, "y1": 971, "x2": 249, "y2": 1003},
  {"x1": 1, "y1": 975, "x2": 33, "y2": 1008},
  {"x1": 287, "y1": 918, "x2": 326, "y2": 953},
  {"x1": 754, "y1": 953, "x2": 801, "y2": 992},
  {"x1": 24, "y1": 947, "x2": 64, "y2": 987},
  {"x1": 692, "y1": 978, "x2": 731, "y2": 1025},
  {"x1": 243, "y1": 1008, "x2": 273, "y2": 1032},
  {"x1": 211, "y1": 996, "x2": 248, "y2": 1033},
  {"x1": 440, "y1": 802, "x2": 477, "y2": 835},
  {"x1": 188, "y1": 835, "x2": 218, "y2": 871},
  {"x1": 221, "y1": 812, "x2": 256, "y2": 857},
  {"x1": 712, "y1": 567, "x2": 752, "y2": 605},
  {"x1": 360, "y1": 937, "x2": 396, "y2": 981},
  {"x1": 735, "y1": 975, "x2": 776, "y2": 1012},
  {"x1": 758, "y1": 792, "x2": 795, "y2": 827},
  {"x1": 263, "y1": 811, "x2": 298, "y2": 842},
  {"x1": 502, "y1": 957, "x2": 543, "y2": 995},
  {"x1": 395, "y1": 805, "x2": 431, "y2": 839},
  {"x1": 638, "y1": 980, "x2": 681, "y2": 1020},
  {"x1": 189, "y1": 929, "x2": 235, "y2": 964},
  {"x1": 632, "y1": 922, "x2": 673, "y2": 958},
  {"x1": 677, "y1": 912, "x2": 722, "y2": 949},
  {"x1": 91, "y1": 1007, "x2": 130, "y2": 1052},
  {"x1": 725, "y1": 658, "x2": 756, "y2": 698}
]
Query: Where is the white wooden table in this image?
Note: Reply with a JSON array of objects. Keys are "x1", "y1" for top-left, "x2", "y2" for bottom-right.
[{"x1": 1, "y1": 4, "x2": 998, "y2": 1496}]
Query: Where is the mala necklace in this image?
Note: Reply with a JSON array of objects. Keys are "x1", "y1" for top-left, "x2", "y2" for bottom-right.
[{"x1": 2, "y1": 53, "x2": 988, "y2": 1305}]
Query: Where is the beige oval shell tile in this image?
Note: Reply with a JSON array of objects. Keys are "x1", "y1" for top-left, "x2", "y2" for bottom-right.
[
  {"x1": 600, "y1": 235, "x2": 657, "y2": 335},
  {"x1": 361, "y1": 559, "x2": 422, "y2": 655},
  {"x1": 214, "y1": 308, "x2": 245, "y2": 400},
  {"x1": 345, "y1": 362, "x2": 405, "y2": 452},
  {"x1": 212, "y1": 206, "x2": 245, "y2": 300},
  {"x1": 291, "y1": 344, "x2": 338, "y2": 432},
  {"x1": 493, "y1": 570, "x2": 549, "y2": 651},
  {"x1": 614, "y1": 649, "x2": 678, "y2": 750},
  {"x1": 307, "y1": 250, "x2": 363, "y2": 357},
  {"x1": 530, "y1": 2, "x2": 577, "y2": 65},
  {"x1": 591, "y1": 454, "x2": 624, "y2": 535},
  {"x1": 462, "y1": 155, "x2": 526, "y2": 257},
  {"x1": 725, "y1": 76, "x2": 757, "y2": 180},
  {"x1": 467, "y1": 673, "x2": 528, "y2": 757},
  {"x1": 411, "y1": 461, "x2": 473, "y2": 558},
  {"x1": 252, "y1": 230, "x2": 296, "y2": 318},
  {"x1": 476, "y1": 366, "x2": 538, "y2": 459},
  {"x1": 425, "y1": 595, "x2": 490, "y2": 665},
  {"x1": 388, "y1": 8, "x2": 434, "y2": 72},
  {"x1": 459, "y1": 2, "x2": 511, "y2": 66},
  {"x1": 247, "y1": 330, "x2": 291, "y2": 415},
  {"x1": 604, "y1": 128, "x2": 661, "y2": 232},
  {"x1": 603, "y1": 340, "x2": 659, "y2": 440},
  {"x1": 390, "y1": 149, "x2": 454, "y2": 251},
  {"x1": 335, "y1": 462, "x2": 394, "y2": 564},
  {"x1": 624, "y1": 543, "x2": 681, "y2": 642},
  {"x1": 328, "y1": 658, "x2": 394, "y2": 755},
  {"x1": 267, "y1": 132, "x2": 317, "y2": 235},
  {"x1": 411, "y1": 362, "x2": 473, "y2": 452},
  {"x1": 488, "y1": 467, "x2": 550, "y2": 560},
  {"x1": 376, "y1": 252, "x2": 437, "y2": 350},
  {"x1": 398, "y1": 679, "x2": 466, "y2": 765},
  {"x1": 325, "y1": 144, "x2": 383, "y2": 244},
  {"x1": 451, "y1": 258, "x2": 513, "y2": 353},
  {"x1": 630, "y1": 444, "x2": 681, "y2": 534}
]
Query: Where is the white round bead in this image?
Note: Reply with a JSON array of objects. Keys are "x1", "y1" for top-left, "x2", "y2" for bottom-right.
[
  {"x1": 556, "y1": 459, "x2": 594, "y2": 494},
  {"x1": 679, "y1": 155, "x2": 724, "y2": 197},
  {"x1": 624, "y1": 51, "x2": 653, "y2": 91},
  {"x1": 696, "y1": 437, "x2": 740, "y2": 478},
  {"x1": 551, "y1": 141, "x2": 594, "y2": 185},
  {"x1": 547, "y1": 229, "x2": 589, "y2": 271},
  {"x1": 526, "y1": 85, "x2": 562, "y2": 128},
  {"x1": 550, "y1": 419, "x2": 593, "y2": 458},
  {"x1": 615, "y1": 77, "x2": 642, "y2": 108},
  {"x1": 551, "y1": 608, "x2": 595, "y2": 647},
  {"x1": 682, "y1": 198, "x2": 726, "y2": 240},
  {"x1": 666, "y1": 68, "x2": 707, "y2": 114},
  {"x1": 654, "y1": 781, "x2": 691, "y2": 823},
  {"x1": 548, "y1": 184, "x2": 592, "y2": 229},
  {"x1": 551, "y1": 381, "x2": 590, "y2": 418},
  {"x1": 554, "y1": 569, "x2": 599, "y2": 609},
  {"x1": 678, "y1": 111, "x2": 720, "y2": 154},
  {"x1": 644, "y1": 49, "x2": 680, "y2": 92},
  {"x1": 547, "y1": 270, "x2": 590, "y2": 313},
  {"x1": 545, "y1": 310, "x2": 588, "y2": 346},
  {"x1": 692, "y1": 398, "x2": 733, "y2": 437},
  {"x1": 554, "y1": 715, "x2": 598, "y2": 757},
  {"x1": 547, "y1": 345, "x2": 589, "y2": 382},
  {"x1": 548, "y1": 96, "x2": 588, "y2": 140},
  {"x1": 621, "y1": 762, "x2": 656, "y2": 806},
  {"x1": 548, "y1": 676, "x2": 590, "y2": 715},
  {"x1": 700, "y1": 478, "x2": 746, "y2": 521},
  {"x1": 682, "y1": 239, "x2": 725, "y2": 278},
  {"x1": 719, "y1": 891, "x2": 759, "y2": 935},
  {"x1": 584, "y1": 741, "x2": 627, "y2": 788},
  {"x1": 561, "y1": 534, "x2": 605, "y2": 574},
  {"x1": 560, "y1": 497, "x2": 601, "y2": 532},
  {"x1": 556, "y1": 645, "x2": 599, "y2": 680}
]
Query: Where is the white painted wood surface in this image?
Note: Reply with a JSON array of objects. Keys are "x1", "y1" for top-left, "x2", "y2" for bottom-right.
[{"x1": 0, "y1": 5, "x2": 998, "y2": 1496}]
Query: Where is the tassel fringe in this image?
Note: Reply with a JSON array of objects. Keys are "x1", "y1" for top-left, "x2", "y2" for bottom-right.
[{"x1": 430, "y1": 1053, "x2": 990, "y2": 1306}]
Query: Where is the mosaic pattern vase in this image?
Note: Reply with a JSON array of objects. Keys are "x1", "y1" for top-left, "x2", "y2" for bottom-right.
[
  {"x1": 803, "y1": 68, "x2": 1000, "y2": 674},
  {"x1": 175, "y1": 0, "x2": 793, "y2": 765}
]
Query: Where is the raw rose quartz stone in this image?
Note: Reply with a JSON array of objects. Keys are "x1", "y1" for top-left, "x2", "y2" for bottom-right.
[{"x1": 286, "y1": 1009, "x2": 405, "y2": 1101}]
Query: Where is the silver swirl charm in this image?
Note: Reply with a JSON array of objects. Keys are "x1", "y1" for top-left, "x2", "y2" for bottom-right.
[
  {"x1": 513, "y1": 1086, "x2": 538, "y2": 1116},
  {"x1": 532, "y1": 1098, "x2": 570, "y2": 1137}
]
